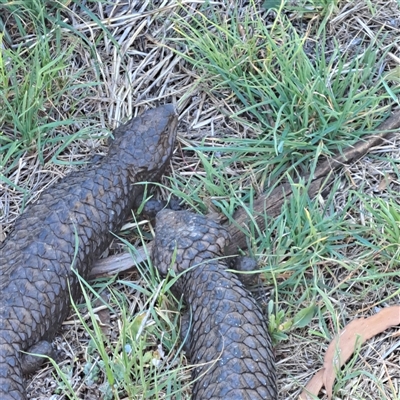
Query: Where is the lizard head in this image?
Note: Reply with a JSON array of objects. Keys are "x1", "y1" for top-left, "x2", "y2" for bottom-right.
[{"x1": 108, "y1": 104, "x2": 178, "y2": 182}]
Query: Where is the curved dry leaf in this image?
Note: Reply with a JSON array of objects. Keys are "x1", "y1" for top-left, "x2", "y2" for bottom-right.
[
  {"x1": 299, "y1": 369, "x2": 324, "y2": 399},
  {"x1": 300, "y1": 305, "x2": 400, "y2": 400}
]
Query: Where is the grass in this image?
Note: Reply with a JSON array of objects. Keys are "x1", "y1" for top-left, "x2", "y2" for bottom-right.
[
  {"x1": 1, "y1": 0, "x2": 400, "y2": 399},
  {"x1": 170, "y1": 3, "x2": 395, "y2": 191},
  {"x1": 0, "y1": 3, "x2": 100, "y2": 142},
  {"x1": 60, "y1": 273, "x2": 187, "y2": 400}
]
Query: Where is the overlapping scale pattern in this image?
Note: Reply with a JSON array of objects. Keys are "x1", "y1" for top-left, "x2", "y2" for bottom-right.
[
  {"x1": 153, "y1": 210, "x2": 277, "y2": 399},
  {"x1": 0, "y1": 105, "x2": 178, "y2": 400}
]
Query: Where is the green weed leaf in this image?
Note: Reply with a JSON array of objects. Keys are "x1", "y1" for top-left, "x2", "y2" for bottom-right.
[{"x1": 293, "y1": 304, "x2": 317, "y2": 328}]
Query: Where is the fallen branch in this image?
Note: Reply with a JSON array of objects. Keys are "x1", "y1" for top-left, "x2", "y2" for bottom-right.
[
  {"x1": 91, "y1": 109, "x2": 400, "y2": 278},
  {"x1": 226, "y1": 110, "x2": 400, "y2": 254}
]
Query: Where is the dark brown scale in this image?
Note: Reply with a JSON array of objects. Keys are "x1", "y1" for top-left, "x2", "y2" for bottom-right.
[
  {"x1": 0, "y1": 105, "x2": 178, "y2": 400},
  {"x1": 152, "y1": 210, "x2": 277, "y2": 399}
]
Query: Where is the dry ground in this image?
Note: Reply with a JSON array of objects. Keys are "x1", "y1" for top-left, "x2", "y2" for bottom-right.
[{"x1": 1, "y1": 1, "x2": 400, "y2": 399}]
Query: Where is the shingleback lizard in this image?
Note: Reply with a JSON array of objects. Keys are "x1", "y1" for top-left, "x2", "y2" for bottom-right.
[
  {"x1": 0, "y1": 104, "x2": 178, "y2": 399},
  {"x1": 152, "y1": 209, "x2": 277, "y2": 399}
]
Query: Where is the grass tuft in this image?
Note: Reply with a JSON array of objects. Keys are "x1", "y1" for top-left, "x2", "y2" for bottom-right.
[{"x1": 1, "y1": 1, "x2": 400, "y2": 399}]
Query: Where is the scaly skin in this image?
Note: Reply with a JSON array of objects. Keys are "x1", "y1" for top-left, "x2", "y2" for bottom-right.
[
  {"x1": 0, "y1": 105, "x2": 178, "y2": 400},
  {"x1": 152, "y1": 210, "x2": 277, "y2": 400}
]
